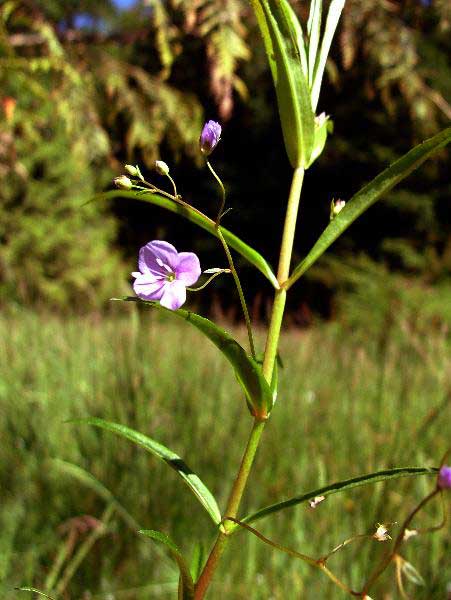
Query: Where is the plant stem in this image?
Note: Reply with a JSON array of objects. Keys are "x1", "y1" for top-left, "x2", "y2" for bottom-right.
[
  {"x1": 194, "y1": 166, "x2": 305, "y2": 599},
  {"x1": 206, "y1": 159, "x2": 256, "y2": 359}
]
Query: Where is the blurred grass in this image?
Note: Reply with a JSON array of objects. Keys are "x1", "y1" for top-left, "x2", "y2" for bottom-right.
[{"x1": 0, "y1": 304, "x2": 450, "y2": 599}]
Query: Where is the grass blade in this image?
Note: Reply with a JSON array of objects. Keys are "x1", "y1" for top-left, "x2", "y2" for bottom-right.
[
  {"x1": 119, "y1": 297, "x2": 274, "y2": 418},
  {"x1": 311, "y1": 0, "x2": 345, "y2": 111},
  {"x1": 71, "y1": 418, "x2": 222, "y2": 525},
  {"x1": 286, "y1": 126, "x2": 451, "y2": 289},
  {"x1": 139, "y1": 530, "x2": 194, "y2": 600},
  {"x1": 16, "y1": 589, "x2": 56, "y2": 600},
  {"x1": 95, "y1": 190, "x2": 278, "y2": 289},
  {"x1": 241, "y1": 467, "x2": 439, "y2": 526},
  {"x1": 50, "y1": 458, "x2": 140, "y2": 531}
]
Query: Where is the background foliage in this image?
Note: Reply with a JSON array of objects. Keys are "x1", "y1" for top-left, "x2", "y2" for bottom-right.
[{"x1": 0, "y1": 0, "x2": 450, "y2": 311}]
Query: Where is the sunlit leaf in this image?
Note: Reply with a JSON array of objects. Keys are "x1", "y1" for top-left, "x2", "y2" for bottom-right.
[
  {"x1": 95, "y1": 190, "x2": 278, "y2": 288},
  {"x1": 240, "y1": 467, "x2": 439, "y2": 527},
  {"x1": 119, "y1": 297, "x2": 273, "y2": 418},
  {"x1": 139, "y1": 530, "x2": 194, "y2": 600},
  {"x1": 250, "y1": 0, "x2": 315, "y2": 168},
  {"x1": 307, "y1": 0, "x2": 322, "y2": 87},
  {"x1": 71, "y1": 418, "x2": 222, "y2": 525},
  {"x1": 311, "y1": 0, "x2": 345, "y2": 111},
  {"x1": 286, "y1": 127, "x2": 451, "y2": 289}
]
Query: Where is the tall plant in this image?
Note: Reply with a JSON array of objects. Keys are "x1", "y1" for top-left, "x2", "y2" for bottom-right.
[{"x1": 20, "y1": 1, "x2": 451, "y2": 598}]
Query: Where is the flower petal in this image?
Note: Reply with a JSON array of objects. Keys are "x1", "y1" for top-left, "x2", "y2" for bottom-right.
[
  {"x1": 175, "y1": 252, "x2": 201, "y2": 286},
  {"x1": 133, "y1": 274, "x2": 166, "y2": 301},
  {"x1": 138, "y1": 240, "x2": 179, "y2": 275},
  {"x1": 160, "y1": 280, "x2": 187, "y2": 310}
]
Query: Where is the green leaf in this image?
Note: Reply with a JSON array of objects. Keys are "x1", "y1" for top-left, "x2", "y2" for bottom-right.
[
  {"x1": 241, "y1": 467, "x2": 439, "y2": 527},
  {"x1": 306, "y1": 115, "x2": 332, "y2": 168},
  {"x1": 16, "y1": 588, "x2": 56, "y2": 600},
  {"x1": 50, "y1": 458, "x2": 140, "y2": 531},
  {"x1": 72, "y1": 418, "x2": 222, "y2": 525},
  {"x1": 286, "y1": 126, "x2": 451, "y2": 289},
  {"x1": 307, "y1": 0, "x2": 322, "y2": 87},
  {"x1": 94, "y1": 190, "x2": 278, "y2": 289},
  {"x1": 250, "y1": 0, "x2": 315, "y2": 168},
  {"x1": 311, "y1": 0, "x2": 345, "y2": 111},
  {"x1": 189, "y1": 542, "x2": 206, "y2": 583},
  {"x1": 120, "y1": 297, "x2": 274, "y2": 418},
  {"x1": 139, "y1": 530, "x2": 194, "y2": 600}
]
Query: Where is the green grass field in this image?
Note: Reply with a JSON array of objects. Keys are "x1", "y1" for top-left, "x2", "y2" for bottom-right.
[{"x1": 1, "y1": 304, "x2": 450, "y2": 599}]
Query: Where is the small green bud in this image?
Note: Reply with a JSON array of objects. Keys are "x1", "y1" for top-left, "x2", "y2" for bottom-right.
[
  {"x1": 124, "y1": 164, "x2": 138, "y2": 177},
  {"x1": 330, "y1": 198, "x2": 346, "y2": 220},
  {"x1": 113, "y1": 175, "x2": 133, "y2": 190},
  {"x1": 155, "y1": 160, "x2": 170, "y2": 176}
]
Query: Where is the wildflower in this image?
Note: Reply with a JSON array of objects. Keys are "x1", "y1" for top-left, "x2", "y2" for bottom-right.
[
  {"x1": 199, "y1": 120, "x2": 222, "y2": 156},
  {"x1": 155, "y1": 160, "x2": 170, "y2": 176},
  {"x1": 309, "y1": 495, "x2": 325, "y2": 508},
  {"x1": 113, "y1": 175, "x2": 133, "y2": 190},
  {"x1": 438, "y1": 465, "x2": 451, "y2": 489},
  {"x1": 132, "y1": 240, "x2": 201, "y2": 310},
  {"x1": 373, "y1": 523, "x2": 392, "y2": 542}
]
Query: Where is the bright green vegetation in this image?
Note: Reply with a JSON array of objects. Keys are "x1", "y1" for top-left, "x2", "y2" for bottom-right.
[{"x1": 1, "y1": 306, "x2": 449, "y2": 599}]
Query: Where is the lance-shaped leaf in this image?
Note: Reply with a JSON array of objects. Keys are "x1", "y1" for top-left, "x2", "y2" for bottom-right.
[
  {"x1": 311, "y1": 0, "x2": 345, "y2": 111},
  {"x1": 16, "y1": 589, "x2": 55, "y2": 600},
  {"x1": 250, "y1": 0, "x2": 315, "y2": 168},
  {"x1": 240, "y1": 467, "x2": 438, "y2": 527},
  {"x1": 95, "y1": 190, "x2": 278, "y2": 289},
  {"x1": 120, "y1": 298, "x2": 273, "y2": 418},
  {"x1": 72, "y1": 418, "x2": 222, "y2": 525},
  {"x1": 286, "y1": 127, "x2": 451, "y2": 290},
  {"x1": 307, "y1": 0, "x2": 322, "y2": 87},
  {"x1": 139, "y1": 530, "x2": 194, "y2": 600}
]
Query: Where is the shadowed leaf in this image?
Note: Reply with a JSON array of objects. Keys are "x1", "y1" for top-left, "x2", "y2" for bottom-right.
[{"x1": 139, "y1": 530, "x2": 194, "y2": 599}]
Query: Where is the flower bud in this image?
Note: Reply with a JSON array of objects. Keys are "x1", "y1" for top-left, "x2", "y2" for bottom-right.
[
  {"x1": 155, "y1": 160, "x2": 170, "y2": 176},
  {"x1": 113, "y1": 175, "x2": 133, "y2": 190},
  {"x1": 438, "y1": 465, "x2": 451, "y2": 489},
  {"x1": 330, "y1": 198, "x2": 346, "y2": 220},
  {"x1": 124, "y1": 164, "x2": 138, "y2": 176},
  {"x1": 199, "y1": 120, "x2": 222, "y2": 156}
]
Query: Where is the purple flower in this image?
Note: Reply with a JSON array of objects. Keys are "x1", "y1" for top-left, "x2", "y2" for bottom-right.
[
  {"x1": 132, "y1": 241, "x2": 201, "y2": 310},
  {"x1": 199, "y1": 120, "x2": 222, "y2": 156},
  {"x1": 438, "y1": 465, "x2": 451, "y2": 489}
]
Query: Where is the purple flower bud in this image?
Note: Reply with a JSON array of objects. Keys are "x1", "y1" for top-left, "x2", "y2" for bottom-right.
[
  {"x1": 199, "y1": 120, "x2": 222, "y2": 156},
  {"x1": 438, "y1": 465, "x2": 451, "y2": 489}
]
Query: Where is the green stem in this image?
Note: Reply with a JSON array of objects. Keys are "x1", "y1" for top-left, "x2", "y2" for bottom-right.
[
  {"x1": 194, "y1": 166, "x2": 305, "y2": 599},
  {"x1": 206, "y1": 159, "x2": 256, "y2": 359},
  {"x1": 216, "y1": 227, "x2": 256, "y2": 359}
]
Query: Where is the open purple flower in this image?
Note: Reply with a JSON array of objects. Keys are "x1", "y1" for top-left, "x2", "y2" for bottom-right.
[
  {"x1": 132, "y1": 241, "x2": 201, "y2": 310},
  {"x1": 199, "y1": 120, "x2": 222, "y2": 155},
  {"x1": 438, "y1": 465, "x2": 451, "y2": 489}
]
